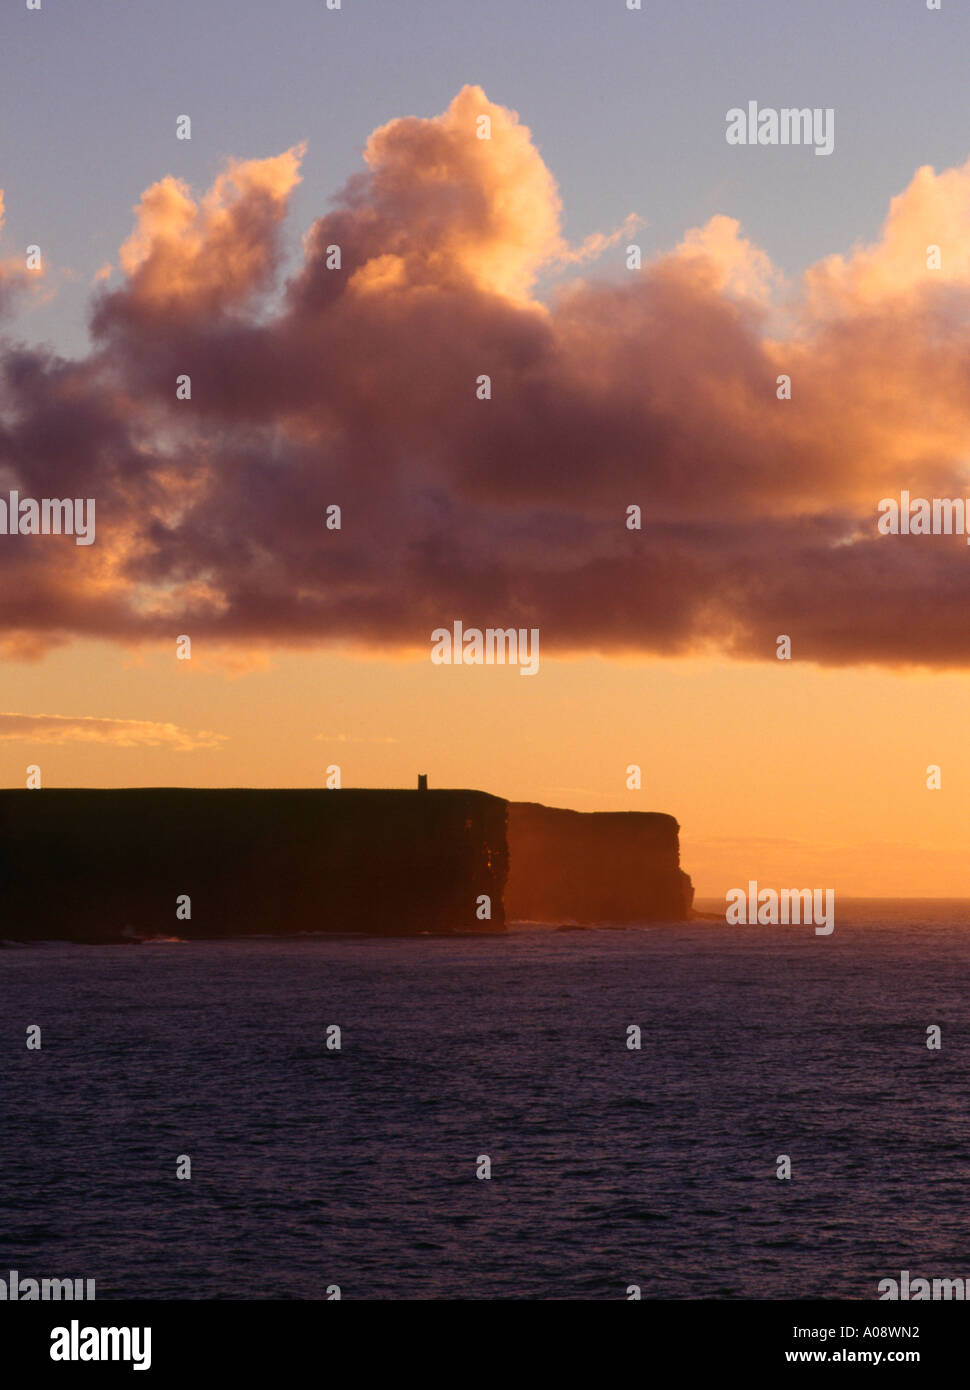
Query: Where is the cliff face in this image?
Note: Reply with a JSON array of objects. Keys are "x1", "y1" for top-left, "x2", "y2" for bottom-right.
[
  {"x1": 0, "y1": 788, "x2": 694, "y2": 941},
  {"x1": 0, "y1": 788, "x2": 508, "y2": 942},
  {"x1": 505, "y1": 802, "x2": 693, "y2": 923}
]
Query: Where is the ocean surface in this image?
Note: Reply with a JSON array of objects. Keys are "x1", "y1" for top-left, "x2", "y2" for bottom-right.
[{"x1": 3, "y1": 899, "x2": 970, "y2": 1300}]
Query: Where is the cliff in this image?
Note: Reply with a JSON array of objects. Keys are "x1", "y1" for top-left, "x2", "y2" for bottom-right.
[
  {"x1": 0, "y1": 788, "x2": 508, "y2": 942},
  {"x1": 505, "y1": 802, "x2": 693, "y2": 923},
  {"x1": 0, "y1": 788, "x2": 693, "y2": 941}
]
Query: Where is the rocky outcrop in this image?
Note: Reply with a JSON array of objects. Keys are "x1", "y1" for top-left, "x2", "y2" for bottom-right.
[
  {"x1": 505, "y1": 802, "x2": 693, "y2": 923},
  {"x1": 0, "y1": 788, "x2": 508, "y2": 942}
]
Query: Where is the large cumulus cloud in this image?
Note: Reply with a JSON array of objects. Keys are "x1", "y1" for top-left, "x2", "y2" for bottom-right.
[{"x1": 2, "y1": 84, "x2": 970, "y2": 666}]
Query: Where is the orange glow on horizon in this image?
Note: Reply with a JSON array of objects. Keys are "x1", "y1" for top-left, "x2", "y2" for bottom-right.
[{"x1": 1, "y1": 642, "x2": 967, "y2": 900}]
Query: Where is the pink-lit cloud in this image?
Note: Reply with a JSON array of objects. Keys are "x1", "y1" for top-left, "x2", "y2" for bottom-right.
[{"x1": 2, "y1": 87, "x2": 970, "y2": 668}]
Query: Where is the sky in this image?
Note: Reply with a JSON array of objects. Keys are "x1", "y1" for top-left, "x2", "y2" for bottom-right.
[{"x1": 1, "y1": 0, "x2": 970, "y2": 897}]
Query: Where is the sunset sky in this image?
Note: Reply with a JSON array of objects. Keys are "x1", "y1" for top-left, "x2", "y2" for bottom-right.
[{"x1": 2, "y1": 0, "x2": 970, "y2": 896}]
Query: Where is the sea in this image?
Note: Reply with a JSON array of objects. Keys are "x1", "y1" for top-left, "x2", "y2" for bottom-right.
[{"x1": 2, "y1": 899, "x2": 969, "y2": 1300}]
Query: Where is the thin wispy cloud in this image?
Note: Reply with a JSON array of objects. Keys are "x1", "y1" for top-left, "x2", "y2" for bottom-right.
[
  {"x1": 0, "y1": 713, "x2": 225, "y2": 750},
  {"x1": 312, "y1": 733, "x2": 399, "y2": 744}
]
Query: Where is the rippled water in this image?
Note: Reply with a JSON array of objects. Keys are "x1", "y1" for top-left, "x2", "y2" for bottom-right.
[{"x1": 3, "y1": 900, "x2": 969, "y2": 1300}]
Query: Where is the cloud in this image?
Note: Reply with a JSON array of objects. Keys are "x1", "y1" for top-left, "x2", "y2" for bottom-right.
[
  {"x1": 0, "y1": 188, "x2": 42, "y2": 319},
  {"x1": 0, "y1": 713, "x2": 225, "y2": 750},
  {"x1": 673, "y1": 214, "x2": 782, "y2": 302},
  {"x1": 102, "y1": 145, "x2": 304, "y2": 323},
  {"x1": 2, "y1": 87, "x2": 970, "y2": 669},
  {"x1": 346, "y1": 84, "x2": 566, "y2": 304},
  {"x1": 312, "y1": 733, "x2": 399, "y2": 744},
  {"x1": 805, "y1": 159, "x2": 970, "y2": 311}
]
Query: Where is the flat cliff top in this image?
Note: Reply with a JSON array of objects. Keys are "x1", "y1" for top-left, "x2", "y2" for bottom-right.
[
  {"x1": 0, "y1": 786, "x2": 506, "y2": 805},
  {"x1": 511, "y1": 800, "x2": 680, "y2": 831}
]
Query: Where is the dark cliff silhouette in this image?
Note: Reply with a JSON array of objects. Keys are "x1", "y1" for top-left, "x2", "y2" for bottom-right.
[
  {"x1": 0, "y1": 788, "x2": 508, "y2": 942},
  {"x1": 0, "y1": 787, "x2": 693, "y2": 942},
  {"x1": 505, "y1": 802, "x2": 693, "y2": 924}
]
